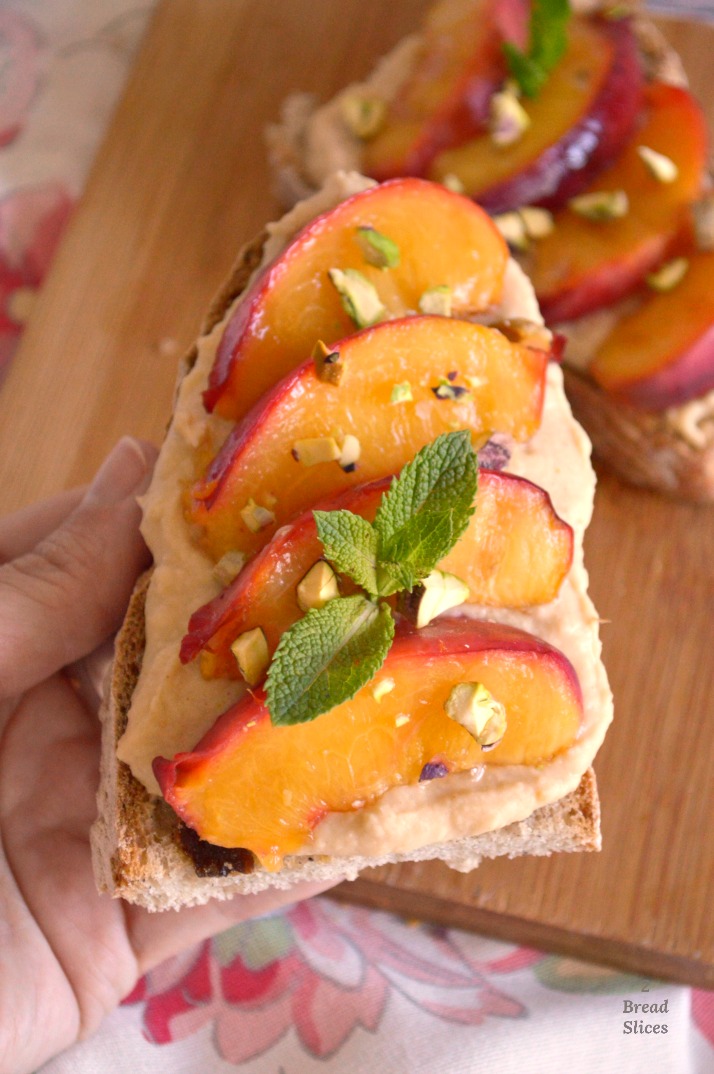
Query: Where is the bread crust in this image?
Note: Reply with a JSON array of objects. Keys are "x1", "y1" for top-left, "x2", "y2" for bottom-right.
[{"x1": 265, "y1": 4, "x2": 713, "y2": 503}]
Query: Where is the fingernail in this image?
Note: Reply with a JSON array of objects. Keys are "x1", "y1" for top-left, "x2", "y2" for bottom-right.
[{"x1": 83, "y1": 437, "x2": 157, "y2": 507}]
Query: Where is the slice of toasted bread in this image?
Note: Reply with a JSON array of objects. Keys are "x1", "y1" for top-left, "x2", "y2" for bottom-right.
[
  {"x1": 91, "y1": 181, "x2": 609, "y2": 911},
  {"x1": 266, "y1": 4, "x2": 714, "y2": 502}
]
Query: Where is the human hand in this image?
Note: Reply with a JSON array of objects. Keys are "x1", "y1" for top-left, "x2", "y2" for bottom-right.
[{"x1": 0, "y1": 437, "x2": 336, "y2": 1074}]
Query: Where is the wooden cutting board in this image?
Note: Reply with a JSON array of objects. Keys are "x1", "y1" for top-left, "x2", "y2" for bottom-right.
[{"x1": 0, "y1": 0, "x2": 712, "y2": 987}]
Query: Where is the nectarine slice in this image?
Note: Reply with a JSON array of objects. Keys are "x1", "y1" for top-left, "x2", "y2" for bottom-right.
[
  {"x1": 362, "y1": 0, "x2": 528, "y2": 180},
  {"x1": 203, "y1": 177, "x2": 508, "y2": 420},
  {"x1": 527, "y1": 82, "x2": 708, "y2": 323},
  {"x1": 429, "y1": 15, "x2": 643, "y2": 212},
  {"x1": 156, "y1": 617, "x2": 583, "y2": 869},
  {"x1": 588, "y1": 250, "x2": 714, "y2": 410},
  {"x1": 189, "y1": 316, "x2": 548, "y2": 560},
  {"x1": 182, "y1": 470, "x2": 573, "y2": 679}
]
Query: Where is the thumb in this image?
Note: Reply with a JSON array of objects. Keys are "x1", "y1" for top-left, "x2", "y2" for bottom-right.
[{"x1": 0, "y1": 437, "x2": 157, "y2": 700}]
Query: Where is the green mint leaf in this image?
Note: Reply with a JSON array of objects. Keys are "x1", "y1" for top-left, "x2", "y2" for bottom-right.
[
  {"x1": 265, "y1": 595, "x2": 395, "y2": 726},
  {"x1": 314, "y1": 509, "x2": 379, "y2": 597},
  {"x1": 373, "y1": 430, "x2": 478, "y2": 597},
  {"x1": 504, "y1": 0, "x2": 571, "y2": 98}
]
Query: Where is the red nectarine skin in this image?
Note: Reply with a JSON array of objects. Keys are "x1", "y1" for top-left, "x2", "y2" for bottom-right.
[
  {"x1": 203, "y1": 177, "x2": 508, "y2": 420},
  {"x1": 527, "y1": 82, "x2": 708, "y2": 323},
  {"x1": 156, "y1": 617, "x2": 583, "y2": 869},
  {"x1": 589, "y1": 250, "x2": 714, "y2": 410},
  {"x1": 362, "y1": 0, "x2": 528, "y2": 180},
  {"x1": 189, "y1": 316, "x2": 549, "y2": 561},
  {"x1": 429, "y1": 15, "x2": 643, "y2": 213},
  {"x1": 181, "y1": 470, "x2": 574, "y2": 679}
]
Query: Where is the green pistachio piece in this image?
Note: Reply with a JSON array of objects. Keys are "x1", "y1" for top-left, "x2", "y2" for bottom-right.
[
  {"x1": 519, "y1": 205, "x2": 554, "y2": 239},
  {"x1": 493, "y1": 211, "x2": 529, "y2": 252},
  {"x1": 646, "y1": 257, "x2": 689, "y2": 293},
  {"x1": 397, "y1": 569, "x2": 469, "y2": 628},
  {"x1": 231, "y1": 627, "x2": 269, "y2": 686},
  {"x1": 442, "y1": 173, "x2": 465, "y2": 194},
  {"x1": 240, "y1": 499, "x2": 276, "y2": 533},
  {"x1": 489, "y1": 88, "x2": 530, "y2": 147},
  {"x1": 568, "y1": 190, "x2": 629, "y2": 221},
  {"x1": 212, "y1": 549, "x2": 247, "y2": 586},
  {"x1": 339, "y1": 93, "x2": 387, "y2": 139},
  {"x1": 444, "y1": 681, "x2": 507, "y2": 750},
  {"x1": 291, "y1": 436, "x2": 342, "y2": 466},
  {"x1": 418, "y1": 285, "x2": 453, "y2": 317},
  {"x1": 296, "y1": 560, "x2": 340, "y2": 612},
  {"x1": 328, "y1": 267, "x2": 386, "y2": 328},
  {"x1": 356, "y1": 226, "x2": 400, "y2": 269},
  {"x1": 637, "y1": 145, "x2": 679, "y2": 184},
  {"x1": 390, "y1": 381, "x2": 413, "y2": 404}
]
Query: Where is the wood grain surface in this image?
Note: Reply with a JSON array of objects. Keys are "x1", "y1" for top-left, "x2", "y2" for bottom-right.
[{"x1": 0, "y1": 0, "x2": 711, "y2": 986}]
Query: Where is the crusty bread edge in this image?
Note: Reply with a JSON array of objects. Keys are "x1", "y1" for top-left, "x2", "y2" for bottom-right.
[
  {"x1": 92, "y1": 572, "x2": 601, "y2": 912},
  {"x1": 266, "y1": 7, "x2": 714, "y2": 503}
]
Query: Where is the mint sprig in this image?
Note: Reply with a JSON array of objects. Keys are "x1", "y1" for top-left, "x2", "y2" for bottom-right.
[
  {"x1": 314, "y1": 510, "x2": 379, "y2": 597},
  {"x1": 265, "y1": 432, "x2": 478, "y2": 726},
  {"x1": 265, "y1": 596, "x2": 394, "y2": 726},
  {"x1": 503, "y1": 0, "x2": 571, "y2": 99},
  {"x1": 373, "y1": 430, "x2": 477, "y2": 596}
]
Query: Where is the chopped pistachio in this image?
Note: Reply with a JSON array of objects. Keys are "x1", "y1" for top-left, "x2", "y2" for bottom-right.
[
  {"x1": 390, "y1": 381, "x2": 413, "y2": 404},
  {"x1": 395, "y1": 714, "x2": 410, "y2": 728},
  {"x1": 442, "y1": 173, "x2": 465, "y2": 194},
  {"x1": 296, "y1": 560, "x2": 340, "y2": 612},
  {"x1": 398, "y1": 570, "x2": 469, "y2": 628},
  {"x1": 212, "y1": 549, "x2": 246, "y2": 586},
  {"x1": 637, "y1": 145, "x2": 679, "y2": 184},
  {"x1": 432, "y1": 378, "x2": 471, "y2": 401},
  {"x1": 240, "y1": 499, "x2": 275, "y2": 533},
  {"x1": 519, "y1": 205, "x2": 554, "y2": 240},
  {"x1": 328, "y1": 268, "x2": 386, "y2": 328},
  {"x1": 692, "y1": 194, "x2": 714, "y2": 252},
  {"x1": 604, "y1": 3, "x2": 633, "y2": 18},
  {"x1": 291, "y1": 436, "x2": 342, "y2": 466},
  {"x1": 492, "y1": 211, "x2": 529, "y2": 252},
  {"x1": 444, "y1": 681, "x2": 507, "y2": 750},
  {"x1": 312, "y1": 339, "x2": 343, "y2": 385},
  {"x1": 372, "y1": 677, "x2": 395, "y2": 702},
  {"x1": 646, "y1": 257, "x2": 689, "y2": 293},
  {"x1": 356, "y1": 225, "x2": 400, "y2": 269},
  {"x1": 339, "y1": 93, "x2": 387, "y2": 139},
  {"x1": 489, "y1": 87, "x2": 530, "y2": 147},
  {"x1": 568, "y1": 189, "x2": 629, "y2": 221},
  {"x1": 231, "y1": 627, "x2": 269, "y2": 686},
  {"x1": 339, "y1": 434, "x2": 361, "y2": 472},
  {"x1": 418, "y1": 285, "x2": 453, "y2": 317}
]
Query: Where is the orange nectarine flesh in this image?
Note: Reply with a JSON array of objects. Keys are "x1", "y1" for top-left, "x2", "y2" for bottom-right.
[
  {"x1": 429, "y1": 16, "x2": 643, "y2": 212},
  {"x1": 182, "y1": 470, "x2": 573, "y2": 679},
  {"x1": 189, "y1": 316, "x2": 548, "y2": 560},
  {"x1": 204, "y1": 177, "x2": 508, "y2": 420},
  {"x1": 156, "y1": 618, "x2": 583, "y2": 869},
  {"x1": 589, "y1": 250, "x2": 714, "y2": 409},
  {"x1": 362, "y1": 0, "x2": 527, "y2": 179},
  {"x1": 527, "y1": 82, "x2": 708, "y2": 323}
]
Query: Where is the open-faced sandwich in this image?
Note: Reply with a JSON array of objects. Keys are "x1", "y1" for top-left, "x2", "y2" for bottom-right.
[
  {"x1": 91, "y1": 173, "x2": 612, "y2": 911},
  {"x1": 268, "y1": 0, "x2": 714, "y2": 500}
]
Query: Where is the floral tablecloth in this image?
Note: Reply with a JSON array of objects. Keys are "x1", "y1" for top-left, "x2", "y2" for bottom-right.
[{"x1": 1, "y1": 2, "x2": 712, "y2": 1071}]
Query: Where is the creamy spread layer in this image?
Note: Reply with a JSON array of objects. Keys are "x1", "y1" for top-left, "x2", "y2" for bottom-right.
[{"x1": 117, "y1": 171, "x2": 613, "y2": 859}]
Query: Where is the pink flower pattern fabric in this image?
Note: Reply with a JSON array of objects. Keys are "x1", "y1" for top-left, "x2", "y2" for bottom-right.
[{"x1": 2, "y1": 2, "x2": 710, "y2": 1071}]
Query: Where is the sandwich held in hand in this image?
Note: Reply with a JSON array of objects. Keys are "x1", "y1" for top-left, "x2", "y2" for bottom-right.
[
  {"x1": 91, "y1": 172, "x2": 612, "y2": 910},
  {"x1": 269, "y1": 0, "x2": 714, "y2": 499}
]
